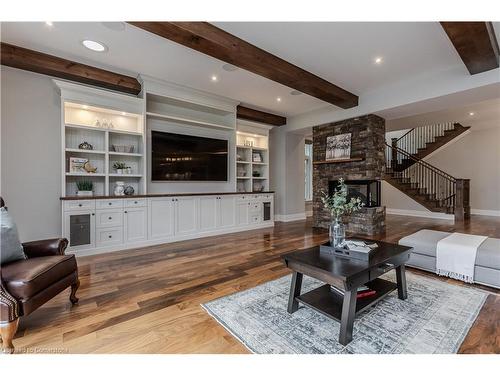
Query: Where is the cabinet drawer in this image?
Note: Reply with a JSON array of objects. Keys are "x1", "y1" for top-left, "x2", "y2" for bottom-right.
[
  {"x1": 96, "y1": 210, "x2": 123, "y2": 228},
  {"x1": 124, "y1": 198, "x2": 147, "y2": 208},
  {"x1": 250, "y1": 215, "x2": 261, "y2": 224},
  {"x1": 96, "y1": 227, "x2": 123, "y2": 246},
  {"x1": 63, "y1": 200, "x2": 95, "y2": 212},
  {"x1": 249, "y1": 202, "x2": 261, "y2": 212},
  {"x1": 96, "y1": 199, "x2": 124, "y2": 210}
]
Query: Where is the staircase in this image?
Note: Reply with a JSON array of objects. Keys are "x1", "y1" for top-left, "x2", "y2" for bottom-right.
[
  {"x1": 389, "y1": 122, "x2": 470, "y2": 172},
  {"x1": 384, "y1": 123, "x2": 471, "y2": 221}
]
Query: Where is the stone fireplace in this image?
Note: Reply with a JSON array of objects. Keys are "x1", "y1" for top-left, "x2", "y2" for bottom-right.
[{"x1": 313, "y1": 114, "x2": 386, "y2": 235}]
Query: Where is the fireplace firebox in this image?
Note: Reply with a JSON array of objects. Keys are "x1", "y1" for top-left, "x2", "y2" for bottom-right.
[{"x1": 328, "y1": 180, "x2": 381, "y2": 208}]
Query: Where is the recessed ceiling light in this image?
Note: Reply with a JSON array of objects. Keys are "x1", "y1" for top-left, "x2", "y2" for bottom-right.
[
  {"x1": 290, "y1": 90, "x2": 302, "y2": 96},
  {"x1": 211, "y1": 75, "x2": 218, "y2": 82},
  {"x1": 222, "y1": 63, "x2": 239, "y2": 72},
  {"x1": 45, "y1": 21, "x2": 53, "y2": 27},
  {"x1": 82, "y1": 105, "x2": 89, "y2": 110},
  {"x1": 121, "y1": 112, "x2": 127, "y2": 116},
  {"x1": 81, "y1": 40, "x2": 108, "y2": 52},
  {"x1": 374, "y1": 57, "x2": 383, "y2": 64},
  {"x1": 469, "y1": 112, "x2": 475, "y2": 116},
  {"x1": 276, "y1": 97, "x2": 282, "y2": 102}
]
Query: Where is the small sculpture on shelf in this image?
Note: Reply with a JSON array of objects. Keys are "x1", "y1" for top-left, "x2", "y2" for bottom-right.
[
  {"x1": 114, "y1": 181, "x2": 125, "y2": 196},
  {"x1": 124, "y1": 186, "x2": 135, "y2": 196},
  {"x1": 83, "y1": 161, "x2": 97, "y2": 173},
  {"x1": 78, "y1": 141, "x2": 93, "y2": 150}
]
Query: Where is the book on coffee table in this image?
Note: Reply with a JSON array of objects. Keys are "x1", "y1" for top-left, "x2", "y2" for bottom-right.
[{"x1": 329, "y1": 284, "x2": 377, "y2": 299}]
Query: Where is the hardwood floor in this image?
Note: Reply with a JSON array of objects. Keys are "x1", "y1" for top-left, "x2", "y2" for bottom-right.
[{"x1": 11, "y1": 214, "x2": 500, "y2": 354}]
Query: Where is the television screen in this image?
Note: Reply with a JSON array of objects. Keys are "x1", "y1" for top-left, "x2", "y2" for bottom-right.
[{"x1": 151, "y1": 131, "x2": 228, "y2": 181}]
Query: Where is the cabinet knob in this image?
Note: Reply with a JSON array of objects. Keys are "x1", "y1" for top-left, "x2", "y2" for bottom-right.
[
  {"x1": 91, "y1": 213, "x2": 95, "y2": 216},
  {"x1": 108, "y1": 202, "x2": 112, "y2": 206},
  {"x1": 124, "y1": 211, "x2": 128, "y2": 214},
  {"x1": 134, "y1": 201, "x2": 138, "y2": 204},
  {"x1": 109, "y1": 216, "x2": 112, "y2": 220},
  {"x1": 78, "y1": 204, "x2": 82, "y2": 207},
  {"x1": 108, "y1": 235, "x2": 112, "y2": 239}
]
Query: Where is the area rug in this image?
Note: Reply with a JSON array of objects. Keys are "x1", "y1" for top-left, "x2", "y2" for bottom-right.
[{"x1": 201, "y1": 272, "x2": 488, "y2": 354}]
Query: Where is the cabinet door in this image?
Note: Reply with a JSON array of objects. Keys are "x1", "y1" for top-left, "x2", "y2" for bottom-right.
[
  {"x1": 199, "y1": 196, "x2": 218, "y2": 232},
  {"x1": 176, "y1": 197, "x2": 199, "y2": 236},
  {"x1": 236, "y1": 201, "x2": 250, "y2": 226},
  {"x1": 63, "y1": 210, "x2": 95, "y2": 251},
  {"x1": 149, "y1": 198, "x2": 175, "y2": 240},
  {"x1": 218, "y1": 196, "x2": 236, "y2": 228},
  {"x1": 124, "y1": 207, "x2": 147, "y2": 242}
]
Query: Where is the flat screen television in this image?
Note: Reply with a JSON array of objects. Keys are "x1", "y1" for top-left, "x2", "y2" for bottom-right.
[{"x1": 151, "y1": 131, "x2": 228, "y2": 181}]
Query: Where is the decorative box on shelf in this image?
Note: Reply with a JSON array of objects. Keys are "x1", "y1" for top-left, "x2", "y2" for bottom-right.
[{"x1": 319, "y1": 239, "x2": 378, "y2": 261}]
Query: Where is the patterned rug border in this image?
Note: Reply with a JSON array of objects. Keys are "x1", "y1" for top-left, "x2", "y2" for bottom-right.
[{"x1": 201, "y1": 272, "x2": 489, "y2": 354}]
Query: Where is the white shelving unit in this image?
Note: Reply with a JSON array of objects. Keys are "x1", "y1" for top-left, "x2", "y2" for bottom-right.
[
  {"x1": 235, "y1": 120, "x2": 272, "y2": 193},
  {"x1": 55, "y1": 80, "x2": 146, "y2": 197}
]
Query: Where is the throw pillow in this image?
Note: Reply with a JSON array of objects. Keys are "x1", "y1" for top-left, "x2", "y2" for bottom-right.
[{"x1": 1, "y1": 207, "x2": 26, "y2": 265}]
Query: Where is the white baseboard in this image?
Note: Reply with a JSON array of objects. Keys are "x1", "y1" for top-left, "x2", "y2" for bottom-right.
[
  {"x1": 386, "y1": 208, "x2": 454, "y2": 220},
  {"x1": 275, "y1": 212, "x2": 307, "y2": 222},
  {"x1": 471, "y1": 209, "x2": 500, "y2": 217}
]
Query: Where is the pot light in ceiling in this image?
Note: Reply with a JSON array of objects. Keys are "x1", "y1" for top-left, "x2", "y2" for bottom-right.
[
  {"x1": 374, "y1": 56, "x2": 383, "y2": 64},
  {"x1": 82, "y1": 40, "x2": 108, "y2": 52},
  {"x1": 276, "y1": 97, "x2": 282, "y2": 102},
  {"x1": 211, "y1": 75, "x2": 218, "y2": 82},
  {"x1": 45, "y1": 21, "x2": 53, "y2": 27},
  {"x1": 290, "y1": 90, "x2": 302, "y2": 96},
  {"x1": 222, "y1": 63, "x2": 239, "y2": 72},
  {"x1": 469, "y1": 112, "x2": 475, "y2": 116},
  {"x1": 82, "y1": 105, "x2": 89, "y2": 110}
]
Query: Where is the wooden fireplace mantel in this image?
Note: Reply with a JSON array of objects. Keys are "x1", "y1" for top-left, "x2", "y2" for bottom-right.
[{"x1": 313, "y1": 157, "x2": 364, "y2": 165}]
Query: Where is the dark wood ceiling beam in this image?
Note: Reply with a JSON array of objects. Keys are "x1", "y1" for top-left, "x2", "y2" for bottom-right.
[
  {"x1": 128, "y1": 22, "x2": 359, "y2": 109},
  {"x1": 1, "y1": 42, "x2": 141, "y2": 95},
  {"x1": 440, "y1": 22, "x2": 499, "y2": 75},
  {"x1": 236, "y1": 105, "x2": 286, "y2": 126}
]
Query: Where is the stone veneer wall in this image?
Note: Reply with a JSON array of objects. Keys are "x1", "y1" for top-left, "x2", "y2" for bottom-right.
[{"x1": 312, "y1": 114, "x2": 386, "y2": 235}]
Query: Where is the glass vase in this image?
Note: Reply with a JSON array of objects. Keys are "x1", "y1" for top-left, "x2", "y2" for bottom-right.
[{"x1": 329, "y1": 217, "x2": 346, "y2": 248}]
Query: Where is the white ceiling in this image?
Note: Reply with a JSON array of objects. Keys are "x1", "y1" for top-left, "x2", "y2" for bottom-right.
[{"x1": 1, "y1": 22, "x2": 497, "y2": 118}]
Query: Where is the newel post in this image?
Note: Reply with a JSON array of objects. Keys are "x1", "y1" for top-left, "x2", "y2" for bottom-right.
[
  {"x1": 391, "y1": 138, "x2": 398, "y2": 169},
  {"x1": 455, "y1": 179, "x2": 470, "y2": 222}
]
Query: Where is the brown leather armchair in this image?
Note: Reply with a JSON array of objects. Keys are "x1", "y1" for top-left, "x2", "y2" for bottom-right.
[{"x1": 0, "y1": 198, "x2": 80, "y2": 353}]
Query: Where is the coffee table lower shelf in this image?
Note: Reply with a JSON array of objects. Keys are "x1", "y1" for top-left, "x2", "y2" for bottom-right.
[{"x1": 296, "y1": 278, "x2": 397, "y2": 322}]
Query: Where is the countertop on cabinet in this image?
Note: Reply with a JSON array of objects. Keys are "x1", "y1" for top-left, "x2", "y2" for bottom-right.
[{"x1": 60, "y1": 191, "x2": 275, "y2": 200}]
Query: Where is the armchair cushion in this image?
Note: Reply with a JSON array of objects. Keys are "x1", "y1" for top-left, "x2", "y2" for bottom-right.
[
  {"x1": 1, "y1": 255, "x2": 77, "y2": 300},
  {"x1": 22, "y1": 238, "x2": 68, "y2": 258},
  {"x1": 0, "y1": 207, "x2": 26, "y2": 265}
]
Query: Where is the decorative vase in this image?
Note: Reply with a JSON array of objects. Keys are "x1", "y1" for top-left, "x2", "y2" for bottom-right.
[
  {"x1": 329, "y1": 217, "x2": 346, "y2": 248},
  {"x1": 117, "y1": 169, "x2": 123, "y2": 174},
  {"x1": 114, "y1": 181, "x2": 125, "y2": 196}
]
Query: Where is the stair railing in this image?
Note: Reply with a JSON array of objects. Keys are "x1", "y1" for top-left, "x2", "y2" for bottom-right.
[
  {"x1": 385, "y1": 143, "x2": 470, "y2": 221},
  {"x1": 391, "y1": 122, "x2": 457, "y2": 160}
]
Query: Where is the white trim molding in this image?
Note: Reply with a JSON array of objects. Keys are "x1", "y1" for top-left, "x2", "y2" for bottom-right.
[
  {"x1": 275, "y1": 212, "x2": 307, "y2": 222},
  {"x1": 471, "y1": 209, "x2": 500, "y2": 217},
  {"x1": 386, "y1": 208, "x2": 454, "y2": 220}
]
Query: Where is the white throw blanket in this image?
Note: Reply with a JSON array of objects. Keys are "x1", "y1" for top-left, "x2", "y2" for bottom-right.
[{"x1": 436, "y1": 233, "x2": 487, "y2": 283}]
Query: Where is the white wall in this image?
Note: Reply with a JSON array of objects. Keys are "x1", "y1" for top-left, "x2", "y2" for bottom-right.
[
  {"x1": 1, "y1": 67, "x2": 62, "y2": 241},
  {"x1": 383, "y1": 124, "x2": 500, "y2": 216},
  {"x1": 269, "y1": 126, "x2": 305, "y2": 221},
  {"x1": 147, "y1": 118, "x2": 236, "y2": 194}
]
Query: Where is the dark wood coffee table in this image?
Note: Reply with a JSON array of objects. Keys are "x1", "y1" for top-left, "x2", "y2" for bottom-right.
[{"x1": 281, "y1": 239, "x2": 412, "y2": 345}]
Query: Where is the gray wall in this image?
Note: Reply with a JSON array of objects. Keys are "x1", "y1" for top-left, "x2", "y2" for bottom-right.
[
  {"x1": 269, "y1": 126, "x2": 305, "y2": 219},
  {"x1": 1, "y1": 67, "x2": 62, "y2": 241}
]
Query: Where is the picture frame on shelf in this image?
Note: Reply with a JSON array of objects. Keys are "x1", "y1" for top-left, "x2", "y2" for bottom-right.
[
  {"x1": 252, "y1": 152, "x2": 262, "y2": 163},
  {"x1": 69, "y1": 157, "x2": 88, "y2": 173}
]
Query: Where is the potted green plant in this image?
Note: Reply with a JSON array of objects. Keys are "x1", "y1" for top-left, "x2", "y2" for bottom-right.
[
  {"x1": 76, "y1": 180, "x2": 93, "y2": 197},
  {"x1": 321, "y1": 178, "x2": 364, "y2": 247},
  {"x1": 113, "y1": 161, "x2": 126, "y2": 174}
]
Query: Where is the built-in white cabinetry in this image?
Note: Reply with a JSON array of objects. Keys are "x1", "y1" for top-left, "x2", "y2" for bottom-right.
[
  {"x1": 218, "y1": 196, "x2": 236, "y2": 228},
  {"x1": 199, "y1": 196, "x2": 218, "y2": 232},
  {"x1": 63, "y1": 193, "x2": 274, "y2": 256},
  {"x1": 124, "y1": 207, "x2": 148, "y2": 243},
  {"x1": 149, "y1": 198, "x2": 175, "y2": 240}
]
